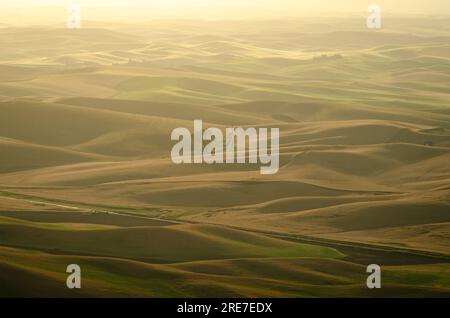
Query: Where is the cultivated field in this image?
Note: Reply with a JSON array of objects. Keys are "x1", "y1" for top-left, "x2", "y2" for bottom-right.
[{"x1": 0, "y1": 17, "x2": 449, "y2": 297}]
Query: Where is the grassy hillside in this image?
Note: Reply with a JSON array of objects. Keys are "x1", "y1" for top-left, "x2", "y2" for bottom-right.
[
  {"x1": 0, "y1": 17, "x2": 449, "y2": 297},
  {"x1": 0, "y1": 245, "x2": 448, "y2": 298},
  {"x1": 0, "y1": 220, "x2": 342, "y2": 262}
]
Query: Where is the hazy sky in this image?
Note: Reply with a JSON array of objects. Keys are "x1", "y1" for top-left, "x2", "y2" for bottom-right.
[{"x1": 1, "y1": 0, "x2": 449, "y2": 25}]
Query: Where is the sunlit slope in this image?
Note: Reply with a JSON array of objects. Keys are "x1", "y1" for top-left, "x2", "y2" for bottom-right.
[
  {"x1": 0, "y1": 105, "x2": 448, "y2": 185},
  {"x1": 0, "y1": 220, "x2": 342, "y2": 262},
  {"x1": 0, "y1": 99, "x2": 193, "y2": 145},
  {"x1": 0, "y1": 98, "x2": 448, "y2": 254},
  {"x1": 0, "y1": 246, "x2": 449, "y2": 298},
  {"x1": 0, "y1": 99, "x2": 199, "y2": 161},
  {"x1": 184, "y1": 188, "x2": 450, "y2": 254},
  {"x1": 1, "y1": 20, "x2": 449, "y2": 107},
  {"x1": 0, "y1": 17, "x2": 449, "y2": 287},
  {"x1": 58, "y1": 97, "x2": 270, "y2": 126},
  {"x1": 0, "y1": 138, "x2": 97, "y2": 173}
]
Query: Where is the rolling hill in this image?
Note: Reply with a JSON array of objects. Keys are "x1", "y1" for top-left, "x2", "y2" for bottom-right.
[{"x1": 0, "y1": 17, "x2": 449, "y2": 297}]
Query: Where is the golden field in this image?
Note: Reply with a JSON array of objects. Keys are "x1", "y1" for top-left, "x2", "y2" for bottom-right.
[{"x1": 0, "y1": 16, "x2": 449, "y2": 297}]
